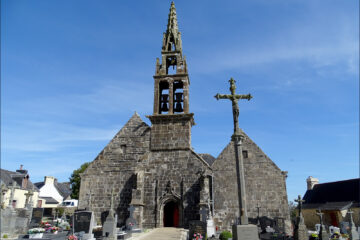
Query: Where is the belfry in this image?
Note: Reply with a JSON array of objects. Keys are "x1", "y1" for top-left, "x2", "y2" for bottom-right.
[{"x1": 79, "y1": 2, "x2": 290, "y2": 233}]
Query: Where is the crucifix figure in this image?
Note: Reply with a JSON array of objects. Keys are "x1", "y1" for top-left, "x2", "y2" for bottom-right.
[
  {"x1": 215, "y1": 78, "x2": 252, "y2": 225},
  {"x1": 215, "y1": 78, "x2": 252, "y2": 135},
  {"x1": 295, "y1": 195, "x2": 305, "y2": 216}
]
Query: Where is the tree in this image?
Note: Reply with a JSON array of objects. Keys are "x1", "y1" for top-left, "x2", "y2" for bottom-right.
[
  {"x1": 289, "y1": 200, "x2": 297, "y2": 223},
  {"x1": 69, "y1": 162, "x2": 90, "y2": 199}
]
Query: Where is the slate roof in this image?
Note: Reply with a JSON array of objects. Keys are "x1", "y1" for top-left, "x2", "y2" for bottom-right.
[
  {"x1": 303, "y1": 178, "x2": 360, "y2": 209},
  {"x1": 41, "y1": 197, "x2": 59, "y2": 204},
  {"x1": 0, "y1": 168, "x2": 38, "y2": 191},
  {"x1": 34, "y1": 180, "x2": 72, "y2": 199},
  {"x1": 198, "y1": 154, "x2": 216, "y2": 166}
]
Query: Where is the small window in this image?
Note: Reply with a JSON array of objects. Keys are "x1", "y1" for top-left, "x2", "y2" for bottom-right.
[
  {"x1": 121, "y1": 145, "x2": 127, "y2": 154},
  {"x1": 12, "y1": 200, "x2": 17, "y2": 208},
  {"x1": 242, "y1": 150, "x2": 248, "y2": 158}
]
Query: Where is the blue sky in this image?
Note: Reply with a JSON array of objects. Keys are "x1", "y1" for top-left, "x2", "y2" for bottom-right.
[{"x1": 1, "y1": 0, "x2": 359, "y2": 202}]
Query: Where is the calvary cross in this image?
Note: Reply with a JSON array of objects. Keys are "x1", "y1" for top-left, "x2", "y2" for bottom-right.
[
  {"x1": 214, "y1": 78, "x2": 252, "y2": 136},
  {"x1": 215, "y1": 78, "x2": 252, "y2": 225},
  {"x1": 295, "y1": 195, "x2": 305, "y2": 215}
]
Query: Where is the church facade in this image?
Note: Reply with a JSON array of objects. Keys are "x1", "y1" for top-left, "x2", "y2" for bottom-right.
[{"x1": 79, "y1": 2, "x2": 290, "y2": 231}]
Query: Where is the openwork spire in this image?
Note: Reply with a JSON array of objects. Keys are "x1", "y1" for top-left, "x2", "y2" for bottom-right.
[{"x1": 162, "y1": 2, "x2": 182, "y2": 52}]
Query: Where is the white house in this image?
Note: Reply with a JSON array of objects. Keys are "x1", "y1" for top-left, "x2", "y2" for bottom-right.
[{"x1": 34, "y1": 176, "x2": 72, "y2": 216}]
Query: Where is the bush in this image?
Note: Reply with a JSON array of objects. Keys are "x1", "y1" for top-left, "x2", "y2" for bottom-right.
[
  {"x1": 219, "y1": 230, "x2": 232, "y2": 240},
  {"x1": 2, "y1": 234, "x2": 8, "y2": 238}
]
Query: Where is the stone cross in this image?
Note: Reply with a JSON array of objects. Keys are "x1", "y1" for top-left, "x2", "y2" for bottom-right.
[
  {"x1": 256, "y1": 203, "x2": 261, "y2": 224},
  {"x1": 215, "y1": 78, "x2": 252, "y2": 225},
  {"x1": 295, "y1": 195, "x2": 305, "y2": 216},
  {"x1": 128, "y1": 205, "x2": 135, "y2": 218},
  {"x1": 214, "y1": 78, "x2": 252, "y2": 135},
  {"x1": 109, "y1": 187, "x2": 115, "y2": 217},
  {"x1": 199, "y1": 206, "x2": 208, "y2": 222},
  {"x1": 1, "y1": 184, "x2": 8, "y2": 209},
  {"x1": 8, "y1": 182, "x2": 16, "y2": 208},
  {"x1": 316, "y1": 209, "x2": 325, "y2": 240},
  {"x1": 347, "y1": 209, "x2": 360, "y2": 240},
  {"x1": 348, "y1": 209, "x2": 355, "y2": 225},
  {"x1": 24, "y1": 190, "x2": 34, "y2": 208}
]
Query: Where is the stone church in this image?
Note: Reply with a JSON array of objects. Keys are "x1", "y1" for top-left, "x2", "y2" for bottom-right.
[{"x1": 79, "y1": 2, "x2": 290, "y2": 231}]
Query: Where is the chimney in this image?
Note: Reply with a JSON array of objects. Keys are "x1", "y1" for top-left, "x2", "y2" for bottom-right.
[
  {"x1": 16, "y1": 165, "x2": 28, "y2": 174},
  {"x1": 307, "y1": 176, "x2": 319, "y2": 190},
  {"x1": 44, "y1": 176, "x2": 55, "y2": 185}
]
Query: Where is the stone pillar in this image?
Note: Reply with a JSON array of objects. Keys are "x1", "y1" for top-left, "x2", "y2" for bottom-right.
[
  {"x1": 168, "y1": 81, "x2": 174, "y2": 114},
  {"x1": 348, "y1": 210, "x2": 359, "y2": 240},
  {"x1": 1, "y1": 184, "x2": 8, "y2": 209},
  {"x1": 294, "y1": 213, "x2": 307, "y2": 240},
  {"x1": 183, "y1": 80, "x2": 189, "y2": 113},
  {"x1": 153, "y1": 79, "x2": 159, "y2": 114}
]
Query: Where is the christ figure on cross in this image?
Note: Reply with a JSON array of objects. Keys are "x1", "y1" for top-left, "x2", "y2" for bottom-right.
[{"x1": 215, "y1": 78, "x2": 252, "y2": 135}]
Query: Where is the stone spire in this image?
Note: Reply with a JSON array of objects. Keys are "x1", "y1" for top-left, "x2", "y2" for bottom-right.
[{"x1": 162, "y1": 2, "x2": 182, "y2": 53}]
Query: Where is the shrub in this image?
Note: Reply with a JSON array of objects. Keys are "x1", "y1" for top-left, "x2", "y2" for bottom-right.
[
  {"x1": 2, "y1": 234, "x2": 8, "y2": 238},
  {"x1": 219, "y1": 230, "x2": 232, "y2": 240}
]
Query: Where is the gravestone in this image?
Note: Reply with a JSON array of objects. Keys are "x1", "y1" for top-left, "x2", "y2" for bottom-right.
[
  {"x1": 103, "y1": 188, "x2": 118, "y2": 240},
  {"x1": 294, "y1": 195, "x2": 307, "y2": 240},
  {"x1": 125, "y1": 205, "x2": 140, "y2": 232},
  {"x1": 207, "y1": 217, "x2": 216, "y2": 238},
  {"x1": 348, "y1": 210, "x2": 359, "y2": 240},
  {"x1": 259, "y1": 216, "x2": 275, "y2": 233},
  {"x1": 29, "y1": 208, "x2": 44, "y2": 228},
  {"x1": 316, "y1": 209, "x2": 329, "y2": 240},
  {"x1": 73, "y1": 211, "x2": 95, "y2": 240},
  {"x1": 0, "y1": 207, "x2": 17, "y2": 236},
  {"x1": 189, "y1": 220, "x2": 207, "y2": 239},
  {"x1": 340, "y1": 222, "x2": 350, "y2": 234}
]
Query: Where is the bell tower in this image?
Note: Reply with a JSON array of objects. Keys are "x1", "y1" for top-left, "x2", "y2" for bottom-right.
[{"x1": 147, "y1": 2, "x2": 194, "y2": 151}]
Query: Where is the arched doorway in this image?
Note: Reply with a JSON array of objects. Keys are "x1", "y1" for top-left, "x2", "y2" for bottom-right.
[{"x1": 163, "y1": 201, "x2": 179, "y2": 227}]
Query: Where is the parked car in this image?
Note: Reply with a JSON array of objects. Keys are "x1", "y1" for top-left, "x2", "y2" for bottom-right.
[{"x1": 60, "y1": 200, "x2": 78, "y2": 207}]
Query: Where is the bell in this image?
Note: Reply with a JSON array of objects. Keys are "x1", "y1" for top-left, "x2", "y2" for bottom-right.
[
  {"x1": 161, "y1": 94, "x2": 169, "y2": 102},
  {"x1": 161, "y1": 102, "x2": 169, "y2": 112},
  {"x1": 174, "y1": 102, "x2": 183, "y2": 112},
  {"x1": 175, "y1": 92, "x2": 183, "y2": 102}
]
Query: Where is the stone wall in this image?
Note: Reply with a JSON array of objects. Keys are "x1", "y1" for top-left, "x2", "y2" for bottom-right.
[
  {"x1": 141, "y1": 150, "x2": 211, "y2": 229},
  {"x1": 147, "y1": 114, "x2": 194, "y2": 151},
  {"x1": 212, "y1": 130, "x2": 290, "y2": 231},
  {"x1": 79, "y1": 113, "x2": 150, "y2": 225}
]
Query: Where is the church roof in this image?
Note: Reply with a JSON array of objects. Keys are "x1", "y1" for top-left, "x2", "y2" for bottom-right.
[
  {"x1": 303, "y1": 178, "x2": 360, "y2": 208},
  {"x1": 198, "y1": 154, "x2": 216, "y2": 166}
]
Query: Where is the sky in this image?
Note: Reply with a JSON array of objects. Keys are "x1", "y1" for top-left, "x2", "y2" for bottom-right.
[{"x1": 1, "y1": 0, "x2": 359, "y2": 203}]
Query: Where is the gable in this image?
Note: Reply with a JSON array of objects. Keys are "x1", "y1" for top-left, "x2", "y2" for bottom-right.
[
  {"x1": 212, "y1": 129, "x2": 282, "y2": 173},
  {"x1": 82, "y1": 112, "x2": 151, "y2": 176}
]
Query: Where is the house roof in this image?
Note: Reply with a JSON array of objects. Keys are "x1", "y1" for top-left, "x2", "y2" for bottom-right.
[
  {"x1": 0, "y1": 168, "x2": 38, "y2": 191},
  {"x1": 41, "y1": 196, "x2": 59, "y2": 204},
  {"x1": 55, "y1": 182, "x2": 72, "y2": 199},
  {"x1": 303, "y1": 178, "x2": 360, "y2": 208},
  {"x1": 34, "y1": 180, "x2": 72, "y2": 199}
]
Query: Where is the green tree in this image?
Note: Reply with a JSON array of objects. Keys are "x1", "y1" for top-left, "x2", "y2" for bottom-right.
[{"x1": 69, "y1": 162, "x2": 90, "y2": 199}]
